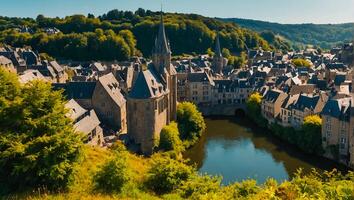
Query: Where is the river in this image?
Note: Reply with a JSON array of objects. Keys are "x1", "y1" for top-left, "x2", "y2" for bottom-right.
[{"x1": 184, "y1": 117, "x2": 344, "y2": 185}]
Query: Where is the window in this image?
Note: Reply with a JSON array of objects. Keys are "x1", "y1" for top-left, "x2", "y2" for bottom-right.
[{"x1": 340, "y1": 138, "x2": 346, "y2": 144}]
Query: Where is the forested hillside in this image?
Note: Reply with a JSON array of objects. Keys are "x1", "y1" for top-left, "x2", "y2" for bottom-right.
[
  {"x1": 0, "y1": 9, "x2": 288, "y2": 61},
  {"x1": 223, "y1": 18, "x2": 354, "y2": 49}
]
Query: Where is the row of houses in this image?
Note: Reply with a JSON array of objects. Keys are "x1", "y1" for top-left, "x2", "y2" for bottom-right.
[{"x1": 172, "y1": 41, "x2": 354, "y2": 167}]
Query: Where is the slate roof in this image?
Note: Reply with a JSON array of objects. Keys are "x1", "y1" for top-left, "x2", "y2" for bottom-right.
[
  {"x1": 74, "y1": 110, "x2": 101, "y2": 135},
  {"x1": 98, "y1": 73, "x2": 126, "y2": 106},
  {"x1": 91, "y1": 62, "x2": 106, "y2": 72},
  {"x1": 129, "y1": 69, "x2": 166, "y2": 99},
  {"x1": 65, "y1": 99, "x2": 87, "y2": 121},
  {"x1": 289, "y1": 84, "x2": 315, "y2": 95},
  {"x1": 322, "y1": 97, "x2": 352, "y2": 120},
  {"x1": 281, "y1": 94, "x2": 300, "y2": 109},
  {"x1": 52, "y1": 81, "x2": 97, "y2": 100},
  {"x1": 187, "y1": 72, "x2": 214, "y2": 84},
  {"x1": 0, "y1": 55, "x2": 12, "y2": 65},
  {"x1": 292, "y1": 93, "x2": 327, "y2": 111},
  {"x1": 264, "y1": 89, "x2": 284, "y2": 103},
  {"x1": 49, "y1": 61, "x2": 64, "y2": 73},
  {"x1": 21, "y1": 50, "x2": 39, "y2": 66},
  {"x1": 19, "y1": 69, "x2": 46, "y2": 84},
  {"x1": 214, "y1": 33, "x2": 222, "y2": 58},
  {"x1": 334, "y1": 73, "x2": 347, "y2": 86},
  {"x1": 153, "y1": 13, "x2": 171, "y2": 54}
]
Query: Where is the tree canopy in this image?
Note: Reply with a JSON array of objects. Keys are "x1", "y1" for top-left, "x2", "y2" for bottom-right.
[
  {"x1": 176, "y1": 102, "x2": 206, "y2": 147},
  {"x1": 159, "y1": 122, "x2": 183, "y2": 152},
  {"x1": 0, "y1": 68, "x2": 83, "y2": 193},
  {"x1": 292, "y1": 58, "x2": 312, "y2": 68},
  {"x1": 0, "y1": 9, "x2": 278, "y2": 61}
]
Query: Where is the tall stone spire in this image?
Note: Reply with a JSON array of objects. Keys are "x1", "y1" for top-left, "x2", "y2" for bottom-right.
[
  {"x1": 214, "y1": 33, "x2": 222, "y2": 57},
  {"x1": 153, "y1": 12, "x2": 171, "y2": 54},
  {"x1": 212, "y1": 32, "x2": 224, "y2": 74},
  {"x1": 152, "y1": 11, "x2": 172, "y2": 74}
]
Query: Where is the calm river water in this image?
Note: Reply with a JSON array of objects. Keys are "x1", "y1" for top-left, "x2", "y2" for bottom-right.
[{"x1": 184, "y1": 117, "x2": 344, "y2": 184}]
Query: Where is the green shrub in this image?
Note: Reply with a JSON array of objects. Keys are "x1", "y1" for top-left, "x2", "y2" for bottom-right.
[
  {"x1": 94, "y1": 154, "x2": 130, "y2": 193},
  {"x1": 145, "y1": 156, "x2": 194, "y2": 194},
  {"x1": 177, "y1": 102, "x2": 206, "y2": 147},
  {"x1": 159, "y1": 122, "x2": 183, "y2": 152},
  {"x1": 178, "y1": 174, "x2": 222, "y2": 199}
]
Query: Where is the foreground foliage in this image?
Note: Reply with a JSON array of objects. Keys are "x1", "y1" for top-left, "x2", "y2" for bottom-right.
[
  {"x1": 94, "y1": 144, "x2": 131, "y2": 193},
  {"x1": 0, "y1": 69, "x2": 83, "y2": 194},
  {"x1": 3, "y1": 145, "x2": 354, "y2": 200},
  {"x1": 177, "y1": 102, "x2": 206, "y2": 148}
]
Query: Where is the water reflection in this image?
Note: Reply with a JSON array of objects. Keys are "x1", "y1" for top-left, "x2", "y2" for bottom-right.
[{"x1": 184, "y1": 117, "x2": 345, "y2": 184}]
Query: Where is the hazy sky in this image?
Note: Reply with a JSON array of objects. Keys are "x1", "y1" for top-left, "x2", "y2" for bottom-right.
[{"x1": 1, "y1": 0, "x2": 354, "y2": 24}]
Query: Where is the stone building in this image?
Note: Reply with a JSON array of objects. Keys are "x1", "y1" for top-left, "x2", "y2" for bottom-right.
[
  {"x1": 186, "y1": 72, "x2": 214, "y2": 106},
  {"x1": 65, "y1": 99, "x2": 104, "y2": 146},
  {"x1": 261, "y1": 89, "x2": 288, "y2": 123},
  {"x1": 127, "y1": 13, "x2": 177, "y2": 155},
  {"x1": 92, "y1": 73, "x2": 127, "y2": 132},
  {"x1": 0, "y1": 55, "x2": 16, "y2": 73},
  {"x1": 322, "y1": 96, "x2": 352, "y2": 164}
]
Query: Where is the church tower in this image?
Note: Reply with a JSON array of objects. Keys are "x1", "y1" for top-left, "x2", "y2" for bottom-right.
[
  {"x1": 151, "y1": 12, "x2": 177, "y2": 122},
  {"x1": 152, "y1": 12, "x2": 172, "y2": 74},
  {"x1": 212, "y1": 33, "x2": 225, "y2": 74}
]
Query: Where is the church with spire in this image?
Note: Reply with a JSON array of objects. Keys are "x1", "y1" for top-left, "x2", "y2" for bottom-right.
[
  {"x1": 212, "y1": 33, "x2": 227, "y2": 76},
  {"x1": 127, "y1": 12, "x2": 177, "y2": 155}
]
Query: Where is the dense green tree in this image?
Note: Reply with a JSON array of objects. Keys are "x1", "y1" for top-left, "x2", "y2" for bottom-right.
[
  {"x1": 298, "y1": 115, "x2": 323, "y2": 154},
  {"x1": 145, "y1": 156, "x2": 193, "y2": 194},
  {"x1": 159, "y1": 122, "x2": 183, "y2": 152},
  {"x1": 176, "y1": 102, "x2": 206, "y2": 147},
  {"x1": 0, "y1": 69, "x2": 83, "y2": 193},
  {"x1": 94, "y1": 151, "x2": 130, "y2": 193}
]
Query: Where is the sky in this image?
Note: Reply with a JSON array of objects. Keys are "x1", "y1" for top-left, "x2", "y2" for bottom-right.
[{"x1": 0, "y1": 0, "x2": 354, "y2": 24}]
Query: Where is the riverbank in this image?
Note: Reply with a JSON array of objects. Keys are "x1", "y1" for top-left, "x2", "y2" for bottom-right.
[{"x1": 245, "y1": 110, "x2": 351, "y2": 171}]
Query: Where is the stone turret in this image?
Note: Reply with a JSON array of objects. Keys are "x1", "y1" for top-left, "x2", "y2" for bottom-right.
[{"x1": 212, "y1": 33, "x2": 225, "y2": 75}]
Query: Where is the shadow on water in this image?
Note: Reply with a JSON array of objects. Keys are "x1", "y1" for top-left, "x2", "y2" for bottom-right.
[{"x1": 184, "y1": 116, "x2": 347, "y2": 184}]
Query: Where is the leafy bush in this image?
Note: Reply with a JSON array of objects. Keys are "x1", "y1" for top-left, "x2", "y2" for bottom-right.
[
  {"x1": 145, "y1": 156, "x2": 193, "y2": 194},
  {"x1": 178, "y1": 174, "x2": 222, "y2": 199},
  {"x1": 292, "y1": 58, "x2": 312, "y2": 67},
  {"x1": 159, "y1": 122, "x2": 183, "y2": 152},
  {"x1": 176, "y1": 102, "x2": 206, "y2": 147},
  {"x1": 94, "y1": 153, "x2": 130, "y2": 193},
  {"x1": 0, "y1": 69, "x2": 83, "y2": 193}
]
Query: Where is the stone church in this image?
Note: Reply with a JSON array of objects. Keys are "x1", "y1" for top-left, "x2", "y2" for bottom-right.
[
  {"x1": 212, "y1": 33, "x2": 228, "y2": 75},
  {"x1": 127, "y1": 13, "x2": 177, "y2": 155}
]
